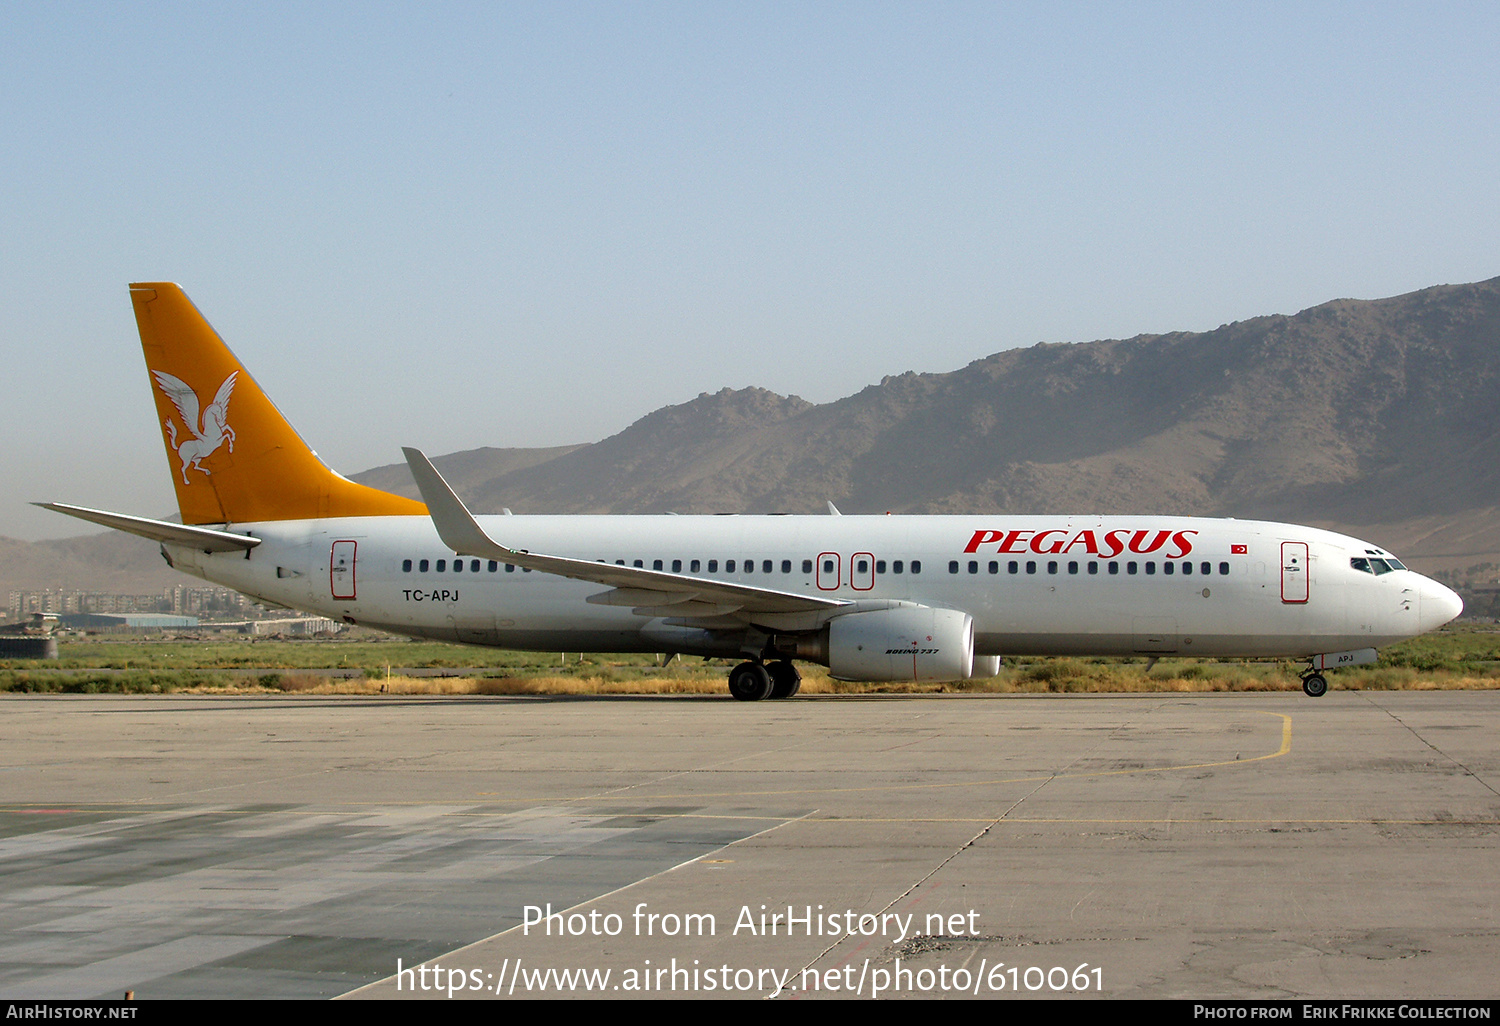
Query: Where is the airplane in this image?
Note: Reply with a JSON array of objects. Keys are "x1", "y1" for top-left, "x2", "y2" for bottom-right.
[{"x1": 40, "y1": 283, "x2": 1464, "y2": 700}]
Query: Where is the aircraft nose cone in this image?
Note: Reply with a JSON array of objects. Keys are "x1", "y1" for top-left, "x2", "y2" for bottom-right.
[{"x1": 1419, "y1": 578, "x2": 1463, "y2": 632}]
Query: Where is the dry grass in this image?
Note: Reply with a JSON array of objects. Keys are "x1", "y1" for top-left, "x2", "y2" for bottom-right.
[
  {"x1": 160, "y1": 661, "x2": 1500, "y2": 698},
  {"x1": 11, "y1": 629, "x2": 1495, "y2": 696},
  {"x1": 7, "y1": 627, "x2": 1489, "y2": 697}
]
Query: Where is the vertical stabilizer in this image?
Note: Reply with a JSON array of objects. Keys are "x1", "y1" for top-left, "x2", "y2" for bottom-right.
[{"x1": 130, "y1": 282, "x2": 427, "y2": 525}]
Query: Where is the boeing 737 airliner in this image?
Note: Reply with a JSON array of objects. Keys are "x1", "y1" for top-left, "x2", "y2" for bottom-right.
[{"x1": 41, "y1": 284, "x2": 1463, "y2": 699}]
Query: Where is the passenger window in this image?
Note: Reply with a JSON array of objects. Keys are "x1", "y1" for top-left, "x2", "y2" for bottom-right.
[
  {"x1": 453, "y1": 559, "x2": 463, "y2": 573},
  {"x1": 1163, "y1": 561, "x2": 1174, "y2": 575},
  {"x1": 763, "y1": 560, "x2": 773, "y2": 574},
  {"x1": 1201, "y1": 562, "x2": 1211, "y2": 576},
  {"x1": 419, "y1": 559, "x2": 429, "y2": 572},
  {"x1": 1047, "y1": 561, "x2": 1058, "y2": 574},
  {"x1": 1026, "y1": 561, "x2": 1037, "y2": 574},
  {"x1": 876, "y1": 560, "x2": 887, "y2": 574},
  {"x1": 1068, "y1": 561, "x2": 1078, "y2": 575},
  {"x1": 712, "y1": 560, "x2": 722, "y2": 572},
  {"x1": 802, "y1": 559, "x2": 813, "y2": 573},
  {"x1": 1108, "y1": 561, "x2": 1118, "y2": 575},
  {"x1": 1218, "y1": 562, "x2": 1229, "y2": 575},
  {"x1": 488, "y1": 561, "x2": 498, "y2": 572},
  {"x1": 505, "y1": 564, "x2": 515, "y2": 573},
  {"x1": 892, "y1": 560, "x2": 904, "y2": 574},
  {"x1": 824, "y1": 559, "x2": 835, "y2": 573},
  {"x1": 436, "y1": 559, "x2": 446, "y2": 572},
  {"x1": 633, "y1": 559, "x2": 644, "y2": 568},
  {"x1": 859, "y1": 559, "x2": 871, "y2": 574},
  {"x1": 652, "y1": 559, "x2": 663, "y2": 570},
  {"x1": 691, "y1": 559, "x2": 701, "y2": 572},
  {"x1": 615, "y1": 560, "x2": 625, "y2": 566},
  {"x1": 967, "y1": 561, "x2": 978, "y2": 574},
  {"x1": 673, "y1": 559, "x2": 683, "y2": 572},
  {"x1": 1127, "y1": 562, "x2": 1137, "y2": 575},
  {"x1": 1145, "y1": 562, "x2": 1156, "y2": 575},
  {"x1": 402, "y1": 559, "x2": 412, "y2": 572},
  {"x1": 1181, "y1": 561, "x2": 1191, "y2": 575},
  {"x1": 911, "y1": 561, "x2": 921, "y2": 573},
  {"x1": 1087, "y1": 561, "x2": 1098, "y2": 575},
  {"x1": 471, "y1": 560, "x2": 480, "y2": 572},
  {"x1": 1008, "y1": 560, "x2": 1019, "y2": 574},
  {"x1": 988, "y1": 561, "x2": 999, "y2": 574},
  {"x1": 782, "y1": 560, "x2": 792, "y2": 573},
  {"x1": 949, "y1": 561, "x2": 960, "y2": 574}
]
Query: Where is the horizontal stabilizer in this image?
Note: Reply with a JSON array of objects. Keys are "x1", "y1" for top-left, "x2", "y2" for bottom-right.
[{"x1": 35, "y1": 502, "x2": 261, "y2": 552}]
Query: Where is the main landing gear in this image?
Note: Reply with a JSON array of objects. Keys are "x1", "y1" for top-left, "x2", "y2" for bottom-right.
[
  {"x1": 1300, "y1": 669, "x2": 1329, "y2": 698},
  {"x1": 728, "y1": 660, "x2": 801, "y2": 701}
]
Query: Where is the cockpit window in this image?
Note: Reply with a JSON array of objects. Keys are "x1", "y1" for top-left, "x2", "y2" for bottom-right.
[
  {"x1": 1369, "y1": 558, "x2": 1394, "y2": 574},
  {"x1": 1353, "y1": 557, "x2": 1398, "y2": 575},
  {"x1": 1351, "y1": 557, "x2": 1372, "y2": 574},
  {"x1": 1386, "y1": 557, "x2": 1406, "y2": 570}
]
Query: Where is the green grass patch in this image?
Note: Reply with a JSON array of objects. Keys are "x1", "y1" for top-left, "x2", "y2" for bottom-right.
[{"x1": 0, "y1": 626, "x2": 1493, "y2": 695}]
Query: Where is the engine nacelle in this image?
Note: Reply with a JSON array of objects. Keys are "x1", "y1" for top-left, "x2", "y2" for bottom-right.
[
  {"x1": 969, "y1": 655, "x2": 1002, "y2": 679},
  {"x1": 827, "y1": 606, "x2": 974, "y2": 682}
]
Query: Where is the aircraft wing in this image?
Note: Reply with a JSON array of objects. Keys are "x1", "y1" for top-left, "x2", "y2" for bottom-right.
[
  {"x1": 35, "y1": 502, "x2": 261, "y2": 553},
  {"x1": 403, "y1": 447, "x2": 848, "y2": 619}
]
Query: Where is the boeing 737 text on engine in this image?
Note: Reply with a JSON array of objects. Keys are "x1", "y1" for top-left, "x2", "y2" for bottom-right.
[{"x1": 40, "y1": 284, "x2": 1463, "y2": 700}]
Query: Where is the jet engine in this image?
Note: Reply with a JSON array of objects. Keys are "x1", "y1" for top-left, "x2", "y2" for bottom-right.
[{"x1": 824, "y1": 605, "x2": 975, "y2": 682}]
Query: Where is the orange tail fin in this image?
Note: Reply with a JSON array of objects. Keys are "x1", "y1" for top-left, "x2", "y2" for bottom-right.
[{"x1": 131, "y1": 282, "x2": 427, "y2": 525}]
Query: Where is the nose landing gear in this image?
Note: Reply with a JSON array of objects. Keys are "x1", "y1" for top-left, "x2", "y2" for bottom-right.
[{"x1": 1300, "y1": 670, "x2": 1328, "y2": 698}]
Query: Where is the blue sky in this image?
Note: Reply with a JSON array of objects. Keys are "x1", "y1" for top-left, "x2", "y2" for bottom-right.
[{"x1": 3, "y1": 2, "x2": 1497, "y2": 538}]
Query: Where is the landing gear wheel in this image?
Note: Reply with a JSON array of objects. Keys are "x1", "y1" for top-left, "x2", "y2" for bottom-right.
[
  {"x1": 1302, "y1": 673, "x2": 1328, "y2": 698},
  {"x1": 767, "y1": 660, "x2": 801, "y2": 699},
  {"x1": 728, "y1": 661, "x2": 774, "y2": 702}
]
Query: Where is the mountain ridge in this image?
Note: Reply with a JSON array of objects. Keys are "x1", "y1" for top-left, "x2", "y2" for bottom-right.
[
  {"x1": 8, "y1": 276, "x2": 1498, "y2": 600},
  {"x1": 352, "y1": 276, "x2": 1500, "y2": 527}
]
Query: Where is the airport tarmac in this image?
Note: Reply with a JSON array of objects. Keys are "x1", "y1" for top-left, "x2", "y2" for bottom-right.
[{"x1": 0, "y1": 691, "x2": 1496, "y2": 1000}]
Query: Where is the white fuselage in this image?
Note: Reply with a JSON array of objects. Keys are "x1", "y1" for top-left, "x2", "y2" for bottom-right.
[{"x1": 162, "y1": 513, "x2": 1461, "y2": 661}]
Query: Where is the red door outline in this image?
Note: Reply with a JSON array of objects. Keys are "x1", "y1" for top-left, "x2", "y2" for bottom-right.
[
  {"x1": 817, "y1": 552, "x2": 841, "y2": 591},
  {"x1": 850, "y1": 552, "x2": 875, "y2": 591},
  {"x1": 331, "y1": 540, "x2": 357, "y2": 600},
  {"x1": 1281, "y1": 541, "x2": 1308, "y2": 604}
]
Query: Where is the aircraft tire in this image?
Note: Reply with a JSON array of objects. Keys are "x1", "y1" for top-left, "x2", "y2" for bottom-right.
[
  {"x1": 767, "y1": 660, "x2": 802, "y2": 699},
  {"x1": 1302, "y1": 673, "x2": 1328, "y2": 698},
  {"x1": 728, "y1": 661, "x2": 774, "y2": 702}
]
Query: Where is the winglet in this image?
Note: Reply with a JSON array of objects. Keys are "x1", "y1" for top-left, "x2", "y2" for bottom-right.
[
  {"x1": 402, "y1": 447, "x2": 513, "y2": 561},
  {"x1": 827, "y1": 501, "x2": 842, "y2": 516},
  {"x1": 401, "y1": 447, "x2": 848, "y2": 616}
]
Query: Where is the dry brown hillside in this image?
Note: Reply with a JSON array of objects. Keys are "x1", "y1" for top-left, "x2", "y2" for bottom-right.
[
  {"x1": 8, "y1": 275, "x2": 1497, "y2": 598},
  {"x1": 354, "y1": 277, "x2": 1500, "y2": 568}
]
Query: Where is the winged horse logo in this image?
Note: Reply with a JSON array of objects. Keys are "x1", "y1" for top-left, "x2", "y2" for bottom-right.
[{"x1": 153, "y1": 370, "x2": 238, "y2": 484}]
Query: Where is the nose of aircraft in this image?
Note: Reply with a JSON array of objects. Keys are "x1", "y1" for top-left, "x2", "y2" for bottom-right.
[{"x1": 1418, "y1": 577, "x2": 1464, "y2": 632}]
